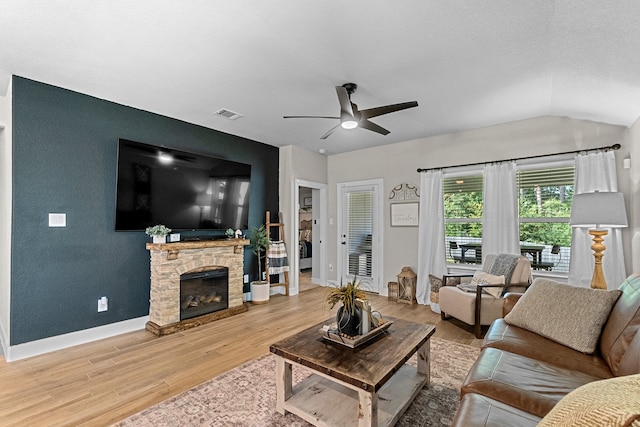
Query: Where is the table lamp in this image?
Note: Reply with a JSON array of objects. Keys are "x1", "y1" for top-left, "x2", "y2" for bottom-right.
[{"x1": 569, "y1": 191, "x2": 628, "y2": 289}]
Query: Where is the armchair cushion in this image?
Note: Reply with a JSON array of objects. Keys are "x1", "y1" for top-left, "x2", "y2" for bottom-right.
[{"x1": 504, "y1": 278, "x2": 621, "y2": 354}]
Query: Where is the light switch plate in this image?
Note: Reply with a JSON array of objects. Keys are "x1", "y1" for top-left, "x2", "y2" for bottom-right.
[{"x1": 48, "y1": 213, "x2": 66, "y2": 227}]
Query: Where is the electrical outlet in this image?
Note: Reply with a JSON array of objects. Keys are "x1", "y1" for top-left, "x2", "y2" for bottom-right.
[
  {"x1": 243, "y1": 274, "x2": 249, "y2": 283},
  {"x1": 98, "y1": 296, "x2": 108, "y2": 312},
  {"x1": 329, "y1": 263, "x2": 333, "y2": 271}
]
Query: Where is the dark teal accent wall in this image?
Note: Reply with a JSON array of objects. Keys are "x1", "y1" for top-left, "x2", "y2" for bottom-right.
[{"x1": 11, "y1": 77, "x2": 279, "y2": 345}]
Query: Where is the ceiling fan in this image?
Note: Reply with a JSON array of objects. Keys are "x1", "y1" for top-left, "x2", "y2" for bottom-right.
[{"x1": 284, "y1": 83, "x2": 418, "y2": 139}]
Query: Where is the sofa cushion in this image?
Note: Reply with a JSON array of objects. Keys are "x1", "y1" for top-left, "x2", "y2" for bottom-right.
[
  {"x1": 452, "y1": 393, "x2": 541, "y2": 427},
  {"x1": 600, "y1": 274, "x2": 640, "y2": 376},
  {"x1": 537, "y1": 374, "x2": 640, "y2": 427},
  {"x1": 483, "y1": 319, "x2": 614, "y2": 379},
  {"x1": 461, "y1": 348, "x2": 602, "y2": 418},
  {"x1": 504, "y1": 278, "x2": 621, "y2": 353}
]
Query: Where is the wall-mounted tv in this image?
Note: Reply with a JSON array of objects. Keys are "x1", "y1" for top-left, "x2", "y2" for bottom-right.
[{"x1": 115, "y1": 139, "x2": 251, "y2": 232}]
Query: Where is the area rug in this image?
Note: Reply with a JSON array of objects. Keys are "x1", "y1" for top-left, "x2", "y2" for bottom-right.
[{"x1": 113, "y1": 338, "x2": 479, "y2": 427}]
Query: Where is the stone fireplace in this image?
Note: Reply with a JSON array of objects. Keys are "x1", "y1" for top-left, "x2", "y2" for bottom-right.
[{"x1": 145, "y1": 239, "x2": 249, "y2": 335}]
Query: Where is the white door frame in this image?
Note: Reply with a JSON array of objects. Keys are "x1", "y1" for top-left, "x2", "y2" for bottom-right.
[
  {"x1": 293, "y1": 179, "x2": 327, "y2": 293},
  {"x1": 337, "y1": 179, "x2": 384, "y2": 293}
]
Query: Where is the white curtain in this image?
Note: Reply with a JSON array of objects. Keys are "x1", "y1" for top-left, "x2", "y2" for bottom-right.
[
  {"x1": 482, "y1": 161, "x2": 520, "y2": 258},
  {"x1": 417, "y1": 170, "x2": 446, "y2": 308},
  {"x1": 569, "y1": 150, "x2": 626, "y2": 288}
]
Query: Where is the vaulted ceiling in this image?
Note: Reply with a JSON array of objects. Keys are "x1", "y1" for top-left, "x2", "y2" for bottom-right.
[{"x1": 2, "y1": 1, "x2": 640, "y2": 154}]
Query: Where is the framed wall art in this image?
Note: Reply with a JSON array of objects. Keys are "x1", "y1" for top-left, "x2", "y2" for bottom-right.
[{"x1": 390, "y1": 202, "x2": 419, "y2": 227}]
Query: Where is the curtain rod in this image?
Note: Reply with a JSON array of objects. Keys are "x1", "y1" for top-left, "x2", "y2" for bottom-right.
[{"x1": 416, "y1": 143, "x2": 621, "y2": 173}]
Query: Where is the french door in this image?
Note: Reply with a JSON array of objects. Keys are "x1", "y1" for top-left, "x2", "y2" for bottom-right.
[{"x1": 338, "y1": 180, "x2": 383, "y2": 293}]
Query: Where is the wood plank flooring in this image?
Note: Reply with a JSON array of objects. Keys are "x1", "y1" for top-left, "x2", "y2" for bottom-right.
[{"x1": 0, "y1": 285, "x2": 482, "y2": 426}]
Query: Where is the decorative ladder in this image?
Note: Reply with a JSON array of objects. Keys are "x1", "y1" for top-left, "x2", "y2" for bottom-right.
[{"x1": 265, "y1": 211, "x2": 290, "y2": 296}]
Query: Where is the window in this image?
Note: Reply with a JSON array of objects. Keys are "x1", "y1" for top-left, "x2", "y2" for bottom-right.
[
  {"x1": 443, "y1": 162, "x2": 574, "y2": 273},
  {"x1": 443, "y1": 173, "x2": 483, "y2": 264},
  {"x1": 517, "y1": 164, "x2": 574, "y2": 272}
]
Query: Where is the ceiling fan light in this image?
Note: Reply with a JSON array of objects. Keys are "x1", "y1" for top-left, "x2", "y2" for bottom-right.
[{"x1": 341, "y1": 120, "x2": 358, "y2": 130}]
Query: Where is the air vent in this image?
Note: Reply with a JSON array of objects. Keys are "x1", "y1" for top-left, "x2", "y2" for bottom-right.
[{"x1": 214, "y1": 109, "x2": 244, "y2": 121}]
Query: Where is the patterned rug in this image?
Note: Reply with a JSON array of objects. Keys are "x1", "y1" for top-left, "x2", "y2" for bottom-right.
[{"x1": 113, "y1": 338, "x2": 479, "y2": 427}]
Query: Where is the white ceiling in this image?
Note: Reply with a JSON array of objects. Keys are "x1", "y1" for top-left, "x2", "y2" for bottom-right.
[{"x1": 2, "y1": 1, "x2": 640, "y2": 155}]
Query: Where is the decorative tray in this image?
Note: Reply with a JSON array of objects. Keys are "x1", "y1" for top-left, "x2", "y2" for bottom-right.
[{"x1": 319, "y1": 320, "x2": 393, "y2": 348}]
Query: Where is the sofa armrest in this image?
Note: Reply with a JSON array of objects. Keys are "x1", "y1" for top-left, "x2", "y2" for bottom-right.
[{"x1": 503, "y1": 292, "x2": 524, "y2": 316}]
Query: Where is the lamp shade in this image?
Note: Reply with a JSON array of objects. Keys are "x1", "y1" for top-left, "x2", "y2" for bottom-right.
[{"x1": 569, "y1": 192, "x2": 628, "y2": 229}]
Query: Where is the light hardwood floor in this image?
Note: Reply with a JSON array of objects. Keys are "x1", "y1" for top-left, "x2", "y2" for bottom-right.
[{"x1": 0, "y1": 286, "x2": 482, "y2": 426}]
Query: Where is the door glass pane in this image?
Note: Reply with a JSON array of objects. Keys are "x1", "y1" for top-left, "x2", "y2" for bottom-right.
[{"x1": 347, "y1": 191, "x2": 373, "y2": 278}]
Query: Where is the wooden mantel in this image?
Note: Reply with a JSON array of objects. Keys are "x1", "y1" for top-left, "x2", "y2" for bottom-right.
[{"x1": 146, "y1": 238, "x2": 249, "y2": 260}]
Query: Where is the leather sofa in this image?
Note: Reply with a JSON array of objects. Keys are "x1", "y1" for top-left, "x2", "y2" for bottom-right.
[{"x1": 451, "y1": 274, "x2": 640, "y2": 426}]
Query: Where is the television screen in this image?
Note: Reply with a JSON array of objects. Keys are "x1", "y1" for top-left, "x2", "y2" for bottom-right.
[{"x1": 115, "y1": 139, "x2": 251, "y2": 232}]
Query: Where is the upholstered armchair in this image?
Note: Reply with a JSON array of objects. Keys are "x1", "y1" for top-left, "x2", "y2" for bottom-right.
[{"x1": 439, "y1": 254, "x2": 532, "y2": 338}]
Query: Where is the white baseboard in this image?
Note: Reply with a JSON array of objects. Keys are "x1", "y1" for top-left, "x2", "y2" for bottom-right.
[{"x1": 4, "y1": 316, "x2": 149, "y2": 362}]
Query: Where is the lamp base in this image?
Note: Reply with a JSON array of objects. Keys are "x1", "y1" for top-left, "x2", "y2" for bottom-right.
[{"x1": 589, "y1": 229, "x2": 608, "y2": 290}]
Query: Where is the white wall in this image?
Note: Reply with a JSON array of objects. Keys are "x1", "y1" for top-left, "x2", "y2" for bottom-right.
[
  {"x1": 278, "y1": 145, "x2": 328, "y2": 290},
  {"x1": 325, "y1": 116, "x2": 630, "y2": 290},
  {"x1": 0, "y1": 77, "x2": 12, "y2": 355},
  {"x1": 626, "y1": 116, "x2": 640, "y2": 272}
]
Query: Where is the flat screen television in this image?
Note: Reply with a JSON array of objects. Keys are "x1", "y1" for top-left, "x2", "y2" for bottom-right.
[{"x1": 115, "y1": 139, "x2": 251, "y2": 232}]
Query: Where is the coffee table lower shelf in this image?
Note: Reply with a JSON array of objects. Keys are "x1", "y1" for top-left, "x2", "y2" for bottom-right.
[{"x1": 278, "y1": 363, "x2": 427, "y2": 427}]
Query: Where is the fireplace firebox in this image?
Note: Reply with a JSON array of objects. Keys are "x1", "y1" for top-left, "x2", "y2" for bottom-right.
[{"x1": 180, "y1": 267, "x2": 229, "y2": 321}]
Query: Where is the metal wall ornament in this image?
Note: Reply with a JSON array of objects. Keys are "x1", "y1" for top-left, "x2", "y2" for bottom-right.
[{"x1": 389, "y1": 182, "x2": 420, "y2": 201}]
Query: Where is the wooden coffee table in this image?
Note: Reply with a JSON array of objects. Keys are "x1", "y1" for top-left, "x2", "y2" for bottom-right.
[{"x1": 269, "y1": 317, "x2": 436, "y2": 426}]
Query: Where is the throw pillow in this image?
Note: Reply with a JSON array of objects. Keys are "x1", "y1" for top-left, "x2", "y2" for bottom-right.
[
  {"x1": 538, "y1": 374, "x2": 640, "y2": 427},
  {"x1": 488, "y1": 253, "x2": 521, "y2": 284},
  {"x1": 504, "y1": 278, "x2": 622, "y2": 353},
  {"x1": 428, "y1": 274, "x2": 443, "y2": 303},
  {"x1": 471, "y1": 271, "x2": 505, "y2": 298},
  {"x1": 428, "y1": 275, "x2": 462, "y2": 303}
]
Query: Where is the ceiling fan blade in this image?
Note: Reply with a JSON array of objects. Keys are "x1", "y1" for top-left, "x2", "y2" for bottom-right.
[
  {"x1": 335, "y1": 86, "x2": 355, "y2": 118},
  {"x1": 359, "y1": 119, "x2": 390, "y2": 136},
  {"x1": 320, "y1": 123, "x2": 341, "y2": 139},
  {"x1": 283, "y1": 115, "x2": 340, "y2": 119},
  {"x1": 359, "y1": 101, "x2": 418, "y2": 120}
]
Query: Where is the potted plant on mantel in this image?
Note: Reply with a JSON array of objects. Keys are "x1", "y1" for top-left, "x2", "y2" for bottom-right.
[
  {"x1": 249, "y1": 224, "x2": 271, "y2": 304},
  {"x1": 145, "y1": 224, "x2": 172, "y2": 244}
]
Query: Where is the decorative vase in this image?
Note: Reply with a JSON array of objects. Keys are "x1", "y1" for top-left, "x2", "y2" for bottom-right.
[
  {"x1": 336, "y1": 305, "x2": 361, "y2": 337},
  {"x1": 153, "y1": 235, "x2": 166, "y2": 244}
]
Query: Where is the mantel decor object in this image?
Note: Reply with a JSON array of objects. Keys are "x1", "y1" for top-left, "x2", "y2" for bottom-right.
[{"x1": 145, "y1": 224, "x2": 172, "y2": 244}]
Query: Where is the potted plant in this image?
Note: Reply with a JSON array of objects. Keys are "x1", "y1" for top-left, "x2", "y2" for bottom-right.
[
  {"x1": 326, "y1": 276, "x2": 367, "y2": 337},
  {"x1": 249, "y1": 224, "x2": 271, "y2": 304},
  {"x1": 145, "y1": 224, "x2": 172, "y2": 244}
]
